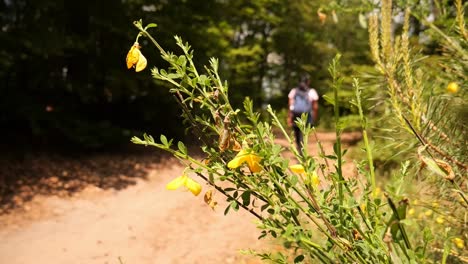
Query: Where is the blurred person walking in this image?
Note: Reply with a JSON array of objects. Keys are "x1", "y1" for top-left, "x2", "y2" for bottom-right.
[{"x1": 287, "y1": 75, "x2": 319, "y2": 152}]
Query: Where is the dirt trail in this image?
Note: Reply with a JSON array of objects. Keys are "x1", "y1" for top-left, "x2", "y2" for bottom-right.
[{"x1": 0, "y1": 132, "x2": 361, "y2": 264}]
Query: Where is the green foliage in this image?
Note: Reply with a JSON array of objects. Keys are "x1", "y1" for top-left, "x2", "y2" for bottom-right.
[
  {"x1": 360, "y1": 0, "x2": 467, "y2": 262},
  {"x1": 1, "y1": 0, "x2": 378, "y2": 147},
  {"x1": 127, "y1": 16, "x2": 467, "y2": 262},
  {"x1": 0, "y1": 0, "x2": 240, "y2": 148}
]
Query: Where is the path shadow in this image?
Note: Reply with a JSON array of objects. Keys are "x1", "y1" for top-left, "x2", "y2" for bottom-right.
[{"x1": 0, "y1": 145, "x2": 170, "y2": 214}]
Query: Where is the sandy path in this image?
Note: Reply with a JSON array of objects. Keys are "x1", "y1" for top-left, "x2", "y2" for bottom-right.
[
  {"x1": 0, "y1": 163, "x2": 264, "y2": 264},
  {"x1": 0, "y1": 132, "x2": 360, "y2": 264}
]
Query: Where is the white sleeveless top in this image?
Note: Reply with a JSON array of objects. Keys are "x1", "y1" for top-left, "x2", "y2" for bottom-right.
[{"x1": 288, "y1": 88, "x2": 319, "y2": 111}]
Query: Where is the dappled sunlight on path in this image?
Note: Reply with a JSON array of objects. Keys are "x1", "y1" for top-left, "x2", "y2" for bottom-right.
[
  {"x1": 0, "y1": 132, "x2": 361, "y2": 264},
  {"x1": 0, "y1": 162, "x2": 264, "y2": 264}
]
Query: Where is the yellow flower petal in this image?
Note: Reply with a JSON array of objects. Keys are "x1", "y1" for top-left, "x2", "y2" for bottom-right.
[
  {"x1": 135, "y1": 52, "x2": 147, "y2": 72},
  {"x1": 126, "y1": 42, "x2": 147, "y2": 72},
  {"x1": 228, "y1": 149, "x2": 262, "y2": 173},
  {"x1": 452, "y1": 237, "x2": 465, "y2": 249},
  {"x1": 126, "y1": 43, "x2": 141, "y2": 69},
  {"x1": 246, "y1": 154, "x2": 262, "y2": 173},
  {"x1": 435, "y1": 216, "x2": 444, "y2": 224},
  {"x1": 166, "y1": 175, "x2": 202, "y2": 196},
  {"x1": 372, "y1": 187, "x2": 381, "y2": 199},
  {"x1": 228, "y1": 159, "x2": 246, "y2": 170},
  {"x1": 166, "y1": 175, "x2": 187, "y2": 190},
  {"x1": 408, "y1": 208, "x2": 415, "y2": 216},
  {"x1": 289, "y1": 164, "x2": 305, "y2": 174},
  {"x1": 447, "y1": 82, "x2": 459, "y2": 94},
  {"x1": 360, "y1": 203, "x2": 366, "y2": 212},
  {"x1": 311, "y1": 172, "x2": 320, "y2": 187},
  {"x1": 185, "y1": 177, "x2": 202, "y2": 196},
  {"x1": 227, "y1": 150, "x2": 248, "y2": 169}
]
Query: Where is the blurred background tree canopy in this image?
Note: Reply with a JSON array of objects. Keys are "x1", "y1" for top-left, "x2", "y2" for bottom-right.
[{"x1": 0, "y1": 0, "x2": 373, "y2": 149}]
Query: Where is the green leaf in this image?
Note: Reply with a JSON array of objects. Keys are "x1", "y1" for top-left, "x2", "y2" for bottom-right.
[
  {"x1": 258, "y1": 231, "x2": 267, "y2": 239},
  {"x1": 143, "y1": 133, "x2": 154, "y2": 143},
  {"x1": 130, "y1": 136, "x2": 144, "y2": 145},
  {"x1": 400, "y1": 219, "x2": 416, "y2": 227},
  {"x1": 241, "y1": 191, "x2": 251, "y2": 206},
  {"x1": 177, "y1": 141, "x2": 187, "y2": 155},
  {"x1": 270, "y1": 230, "x2": 277, "y2": 238},
  {"x1": 224, "y1": 205, "x2": 230, "y2": 215},
  {"x1": 333, "y1": 142, "x2": 340, "y2": 156},
  {"x1": 230, "y1": 200, "x2": 239, "y2": 211},
  {"x1": 323, "y1": 94, "x2": 335, "y2": 106},
  {"x1": 145, "y1": 23, "x2": 157, "y2": 29},
  {"x1": 177, "y1": 56, "x2": 187, "y2": 67},
  {"x1": 160, "y1": 134, "x2": 168, "y2": 146},
  {"x1": 284, "y1": 224, "x2": 294, "y2": 237},
  {"x1": 198, "y1": 75, "x2": 208, "y2": 85},
  {"x1": 358, "y1": 13, "x2": 367, "y2": 29},
  {"x1": 290, "y1": 174, "x2": 298, "y2": 186},
  {"x1": 167, "y1": 73, "x2": 182, "y2": 79},
  {"x1": 294, "y1": 255, "x2": 305, "y2": 263}
]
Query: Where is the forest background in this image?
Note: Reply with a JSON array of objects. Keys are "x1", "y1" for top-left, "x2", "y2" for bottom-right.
[
  {"x1": 1, "y1": 0, "x2": 467, "y2": 262},
  {"x1": 0, "y1": 0, "x2": 378, "y2": 150}
]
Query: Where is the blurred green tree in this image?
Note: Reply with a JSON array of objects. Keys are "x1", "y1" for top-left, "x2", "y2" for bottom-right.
[{"x1": 0, "y1": 0, "x2": 374, "y2": 148}]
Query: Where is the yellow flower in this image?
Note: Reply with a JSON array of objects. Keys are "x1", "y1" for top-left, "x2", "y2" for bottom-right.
[
  {"x1": 436, "y1": 216, "x2": 444, "y2": 224},
  {"x1": 360, "y1": 203, "x2": 367, "y2": 212},
  {"x1": 447, "y1": 82, "x2": 459, "y2": 94},
  {"x1": 166, "y1": 174, "x2": 202, "y2": 196},
  {"x1": 289, "y1": 164, "x2": 320, "y2": 187},
  {"x1": 289, "y1": 164, "x2": 305, "y2": 174},
  {"x1": 227, "y1": 149, "x2": 262, "y2": 173},
  {"x1": 425, "y1": 210, "x2": 433, "y2": 217},
  {"x1": 452, "y1": 237, "x2": 465, "y2": 249},
  {"x1": 311, "y1": 171, "x2": 320, "y2": 187},
  {"x1": 408, "y1": 208, "x2": 415, "y2": 216},
  {"x1": 372, "y1": 187, "x2": 381, "y2": 199},
  {"x1": 126, "y1": 42, "x2": 147, "y2": 72}
]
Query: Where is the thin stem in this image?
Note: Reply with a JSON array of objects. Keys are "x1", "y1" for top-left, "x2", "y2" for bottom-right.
[
  {"x1": 268, "y1": 175, "x2": 346, "y2": 250},
  {"x1": 194, "y1": 171, "x2": 263, "y2": 220},
  {"x1": 386, "y1": 195, "x2": 412, "y2": 250},
  {"x1": 134, "y1": 22, "x2": 168, "y2": 58},
  {"x1": 267, "y1": 105, "x2": 302, "y2": 158},
  {"x1": 298, "y1": 237, "x2": 334, "y2": 263},
  {"x1": 331, "y1": 55, "x2": 345, "y2": 227},
  {"x1": 354, "y1": 82, "x2": 376, "y2": 193},
  {"x1": 312, "y1": 128, "x2": 331, "y2": 171}
]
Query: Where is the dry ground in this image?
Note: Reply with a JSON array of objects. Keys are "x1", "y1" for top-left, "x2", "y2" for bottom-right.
[{"x1": 0, "y1": 132, "x2": 361, "y2": 264}]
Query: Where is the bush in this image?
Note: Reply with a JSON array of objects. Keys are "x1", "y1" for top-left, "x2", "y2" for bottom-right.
[{"x1": 127, "y1": 0, "x2": 467, "y2": 260}]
